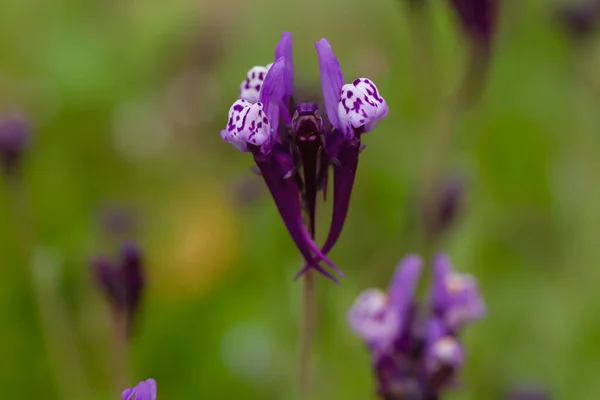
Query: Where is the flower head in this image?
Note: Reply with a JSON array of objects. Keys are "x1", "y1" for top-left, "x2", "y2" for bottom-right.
[
  {"x1": 447, "y1": 0, "x2": 498, "y2": 49},
  {"x1": 220, "y1": 33, "x2": 388, "y2": 281},
  {"x1": 349, "y1": 253, "x2": 484, "y2": 398},
  {"x1": 122, "y1": 378, "x2": 157, "y2": 400},
  {"x1": 91, "y1": 242, "x2": 145, "y2": 336},
  {"x1": 0, "y1": 112, "x2": 31, "y2": 176}
]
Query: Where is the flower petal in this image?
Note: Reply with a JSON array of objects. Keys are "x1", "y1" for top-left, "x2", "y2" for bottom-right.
[
  {"x1": 252, "y1": 149, "x2": 342, "y2": 281},
  {"x1": 222, "y1": 99, "x2": 272, "y2": 153},
  {"x1": 122, "y1": 378, "x2": 157, "y2": 400},
  {"x1": 430, "y1": 253, "x2": 486, "y2": 330},
  {"x1": 275, "y1": 32, "x2": 294, "y2": 101},
  {"x1": 239, "y1": 65, "x2": 271, "y2": 103},
  {"x1": 338, "y1": 78, "x2": 388, "y2": 139},
  {"x1": 388, "y1": 254, "x2": 423, "y2": 313},
  {"x1": 315, "y1": 38, "x2": 344, "y2": 132},
  {"x1": 348, "y1": 288, "x2": 400, "y2": 347},
  {"x1": 259, "y1": 57, "x2": 286, "y2": 144}
]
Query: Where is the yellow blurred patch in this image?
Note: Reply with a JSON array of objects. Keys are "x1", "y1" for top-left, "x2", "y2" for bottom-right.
[{"x1": 149, "y1": 183, "x2": 238, "y2": 300}]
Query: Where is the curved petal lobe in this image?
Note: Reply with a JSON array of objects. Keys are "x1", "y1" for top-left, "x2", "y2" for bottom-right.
[{"x1": 315, "y1": 38, "x2": 344, "y2": 132}]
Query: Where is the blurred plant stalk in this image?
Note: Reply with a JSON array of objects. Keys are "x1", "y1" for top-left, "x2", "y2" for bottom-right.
[
  {"x1": 419, "y1": 1, "x2": 496, "y2": 255},
  {"x1": 4, "y1": 166, "x2": 91, "y2": 399},
  {"x1": 299, "y1": 268, "x2": 315, "y2": 400}
]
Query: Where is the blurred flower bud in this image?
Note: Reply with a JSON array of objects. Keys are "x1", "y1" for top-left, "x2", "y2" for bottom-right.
[
  {"x1": 0, "y1": 112, "x2": 31, "y2": 176},
  {"x1": 447, "y1": 0, "x2": 499, "y2": 50},
  {"x1": 556, "y1": 1, "x2": 600, "y2": 40},
  {"x1": 424, "y1": 176, "x2": 465, "y2": 239},
  {"x1": 91, "y1": 242, "x2": 145, "y2": 338},
  {"x1": 507, "y1": 384, "x2": 552, "y2": 400},
  {"x1": 97, "y1": 203, "x2": 138, "y2": 237}
]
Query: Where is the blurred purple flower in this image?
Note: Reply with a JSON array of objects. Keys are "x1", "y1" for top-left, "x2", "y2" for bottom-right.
[
  {"x1": 122, "y1": 378, "x2": 157, "y2": 400},
  {"x1": 348, "y1": 253, "x2": 484, "y2": 399},
  {"x1": 0, "y1": 112, "x2": 31, "y2": 176},
  {"x1": 424, "y1": 176, "x2": 465, "y2": 239},
  {"x1": 91, "y1": 242, "x2": 144, "y2": 336},
  {"x1": 447, "y1": 0, "x2": 498, "y2": 49},
  {"x1": 507, "y1": 384, "x2": 551, "y2": 400},
  {"x1": 220, "y1": 33, "x2": 388, "y2": 281},
  {"x1": 556, "y1": 1, "x2": 600, "y2": 40}
]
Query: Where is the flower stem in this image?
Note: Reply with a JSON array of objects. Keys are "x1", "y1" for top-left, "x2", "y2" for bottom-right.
[
  {"x1": 111, "y1": 308, "x2": 131, "y2": 397},
  {"x1": 5, "y1": 173, "x2": 90, "y2": 398},
  {"x1": 300, "y1": 268, "x2": 315, "y2": 400}
]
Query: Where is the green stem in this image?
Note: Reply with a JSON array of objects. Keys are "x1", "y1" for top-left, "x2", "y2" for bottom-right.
[{"x1": 6, "y1": 173, "x2": 91, "y2": 398}]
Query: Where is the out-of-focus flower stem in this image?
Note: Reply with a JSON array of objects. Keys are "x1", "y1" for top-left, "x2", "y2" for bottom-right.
[
  {"x1": 404, "y1": 1, "x2": 437, "y2": 115},
  {"x1": 111, "y1": 307, "x2": 131, "y2": 397},
  {"x1": 5, "y1": 173, "x2": 91, "y2": 399},
  {"x1": 300, "y1": 268, "x2": 315, "y2": 400},
  {"x1": 419, "y1": 39, "x2": 489, "y2": 253},
  {"x1": 299, "y1": 211, "x2": 317, "y2": 400}
]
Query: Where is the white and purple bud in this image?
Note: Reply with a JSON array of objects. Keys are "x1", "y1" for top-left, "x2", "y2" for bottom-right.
[
  {"x1": 315, "y1": 39, "x2": 388, "y2": 140},
  {"x1": 221, "y1": 99, "x2": 272, "y2": 153},
  {"x1": 338, "y1": 78, "x2": 388, "y2": 139},
  {"x1": 239, "y1": 64, "x2": 273, "y2": 103}
]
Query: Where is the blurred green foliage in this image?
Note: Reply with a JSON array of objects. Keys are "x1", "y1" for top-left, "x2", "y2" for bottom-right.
[{"x1": 1, "y1": 0, "x2": 600, "y2": 399}]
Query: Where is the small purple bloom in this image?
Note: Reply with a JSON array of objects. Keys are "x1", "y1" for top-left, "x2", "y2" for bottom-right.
[
  {"x1": 349, "y1": 253, "x2": 484, "y2": 399},
  {"x1": 556, "y1": 1, "x2": 600, "y2": 40},
  {"x1": 448, "y1": 0, "x2": 498, "y2": 49},
  {"x1": 122, "y1": 378, "x2": 157, "y2": 400},
  {"x1": 220, "y1": 33, "x2": 388, "y2": 281},
  {"x1": 0, "y1": 112, "x2": 31, "y2": 176},
  {"x1": 349, "y1": 255, "x2": 422, "y2": 355},
  {"x1": 91, "y1": 242, "x2": 145, "y2": 336},
  {"x1": 430, "y1": 253, "x2": 485, "y2": 331}
]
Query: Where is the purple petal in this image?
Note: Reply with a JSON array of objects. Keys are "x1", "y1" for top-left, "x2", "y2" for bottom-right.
[
  {"x1": 348, "y1": 288, "x2": 400, "y2": 348},
  {"x1": 122, "y1": 378, "x2": 157, "y2": 400},
  {"x1": 315, "y1": 38, "x2": 344, "y2": 132},
  {"x1": 252, "y1": 149, "x2": 342, "y2": 281},
  {"x1": 259, "y1": 57, "x2": 286, "y2": 147},
  {"x1": 430, "y1": 253, "x2": 486, "y2": 330},
  {"x1": 388, "y1": 254, "x2": 423, "y2": 312},
  {"x1": 122, "y1": 388, "x2": 134, "y2": 400},
  {"x1": 424, "y1": 318, "x2": 463, "y2": 374},
  {"x1": 275, "y1": 32, "x2": 294, "y2": 100},
  {"x1": 296, "y1": 133, "x2": 358, "y2": 277}
]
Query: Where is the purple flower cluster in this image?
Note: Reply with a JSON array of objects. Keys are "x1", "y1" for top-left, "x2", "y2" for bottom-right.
[
  {"x1": 220, "y1": 32, "x2": 388, "y2": 281},
  {"x1": 91, "y1": 242, "x2": 144, "y2": 336},
  {"x1": 122, "y1": 378, "x2": 156, "y2": 400},
  {"x1": 348, "y1": 253, "x2": 485, "y2": 399}
]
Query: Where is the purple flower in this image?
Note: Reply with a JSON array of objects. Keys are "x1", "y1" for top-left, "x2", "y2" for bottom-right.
[
  {"x1": 221, "y1": 33, "x2": 388, "y2": 281},
  {"x1": 556, "y1": 1, "x2": 600, "y2": 40},
  {"x1": 91, "y1": 242, "x2": 145, "y2": 336},
  {"x1": 424, "y1": 175, "x2": 465, "y2": 239},
  {"x1": 122, "y1": 378, "x2": 157, "y2": 400},
  {"x1": 348, "y1": 253, "x2": 484, "y2": 399},
  {"x1": 0, "y1": 112, "x2": 31, "y2": 176},
  {"x1": 430, "y1": 253, "x2": 485, "y2": 331},
  {"x1": 448, "y1": 0, "x2": 498, "y2": 49}
]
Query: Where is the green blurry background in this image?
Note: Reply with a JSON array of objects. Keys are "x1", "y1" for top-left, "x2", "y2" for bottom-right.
[{"x1": 0, "y1": 0, "x2": 598, "y2": 398}]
